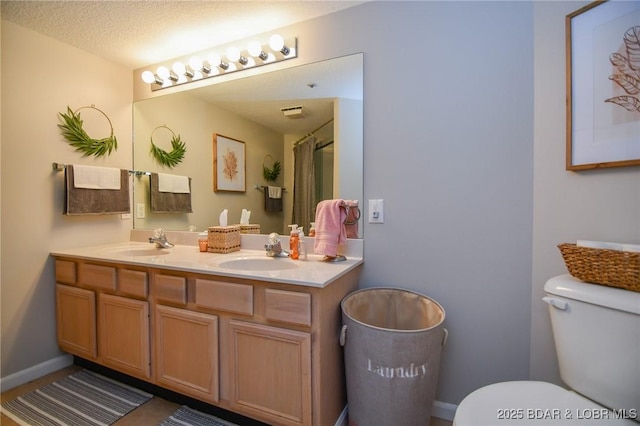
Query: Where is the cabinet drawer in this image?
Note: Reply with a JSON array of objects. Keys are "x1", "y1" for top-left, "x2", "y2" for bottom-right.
[
  {"x1": 265, "y1": 289, "x2": 311, "y2": 326},
  {"x1": 78, "y1": 263, "x2": 116, "y2": 291},
  {"x1": 195, "y1": 279, "x2": 253, "y2": 315},
  {"x1": 155, "y1": 274, "x2": 187, "y2": 305},
  {"x1": 118, "y1": 269, "x2": 148, "y2": 299},
  {"x1": 55, "y1": 260, "x2": 76, "y2": 284}
]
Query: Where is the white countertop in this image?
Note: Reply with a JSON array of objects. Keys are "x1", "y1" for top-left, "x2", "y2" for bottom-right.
[{"x1": 51, "y1": 241, "x2": 363, "y2": 288}]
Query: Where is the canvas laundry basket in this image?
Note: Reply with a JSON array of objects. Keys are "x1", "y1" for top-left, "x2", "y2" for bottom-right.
[{"x1": 340, "y1": 288, "x2": 447, "y2": 426}]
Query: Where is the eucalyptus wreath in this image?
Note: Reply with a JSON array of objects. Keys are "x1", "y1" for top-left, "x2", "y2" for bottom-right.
[
  {"x1": 150, "y1": 125, "x2": 186, "y2": 168},
  {"x1": 262, "y1": 155, "x2": 281, "y2": 182},
  {"x1": 58, "y1": 106, "x2": 118, "y2": 157}
]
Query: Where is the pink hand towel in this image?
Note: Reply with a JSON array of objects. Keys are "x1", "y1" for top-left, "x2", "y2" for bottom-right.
[{"x1": 313, "y1": 199, "x2": 347, "y2": 257}]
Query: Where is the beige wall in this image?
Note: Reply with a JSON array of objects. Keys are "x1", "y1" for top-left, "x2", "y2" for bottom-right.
[{"x1": 1, "y1": 20, "x2": 133, "y2": 379}]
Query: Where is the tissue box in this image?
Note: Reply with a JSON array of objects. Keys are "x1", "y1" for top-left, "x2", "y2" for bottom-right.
[
  {"x1": 208, "y1": 225, "x2": 241, "y2": 253},
  {"x1": 240, "y1": 224, "x2": 261, "y2": 234}
]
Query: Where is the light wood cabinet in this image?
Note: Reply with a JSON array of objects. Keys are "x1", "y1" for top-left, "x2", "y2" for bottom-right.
[
  {"x1": 54, "y1": 256, "x2": 360, "y2": 426},
  {"x1": 56, "y1": 284, "x2": 96, "y2": 360},
  {"x1": 54, "y1": 260, "x2": 150, "y2": 379},
  {"x1": 229, "y1": 320, "x2": 312, "y2": 426},
  {"x1": 155, "y1": 304, "x2": 219, "y2": 403},
  {"x1": 98, "y1": 294, "x2": 150, "y2": 380}
]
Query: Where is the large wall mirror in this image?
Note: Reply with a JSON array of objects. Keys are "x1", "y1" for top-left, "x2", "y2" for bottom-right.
[{"x1": 132, "y1": 53, "x2": 363, "y2": 238}]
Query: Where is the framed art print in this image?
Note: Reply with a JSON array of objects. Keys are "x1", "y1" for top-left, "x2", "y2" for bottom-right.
[
  {"x1": 566, "y1": 0, "x2": 640, "y2": 170},
  {"x1": 213, "y1": 134, "x2": 246, "y2": 192}
]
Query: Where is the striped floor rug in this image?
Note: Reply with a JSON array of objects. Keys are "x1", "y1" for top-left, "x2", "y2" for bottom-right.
[
  {"x1": 160, "y1": 406, "x2": 238, "y2": 426},
  {"x1": 1, "y1": 369, "x2": 152, "y2": 426}
]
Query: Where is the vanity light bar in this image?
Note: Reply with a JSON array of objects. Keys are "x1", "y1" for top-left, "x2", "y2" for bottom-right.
[{"x1": 141, "y1": 35, "x2": 297, "y2": 92}]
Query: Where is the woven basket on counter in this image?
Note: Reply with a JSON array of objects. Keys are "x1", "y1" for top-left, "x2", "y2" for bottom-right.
[
  {"x1": 557, "y1": 243, "x2": 640, "y2": 292},
  {"x1": 208, "y1": 225, "x2": 241, "y2": 253}
]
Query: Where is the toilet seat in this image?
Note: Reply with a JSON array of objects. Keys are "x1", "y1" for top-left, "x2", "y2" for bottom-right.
[{"x1": 453, "y1": 381, "x2": 638, "y2": 426}]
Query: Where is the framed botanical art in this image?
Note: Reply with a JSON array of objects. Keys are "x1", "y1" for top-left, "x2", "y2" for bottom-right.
[
  {"x1": 566, "y1": 0, "x2": 640, "y2": 170},
  {"x1": 213, "y1": 134, "x2": 246, "y2": 192}
]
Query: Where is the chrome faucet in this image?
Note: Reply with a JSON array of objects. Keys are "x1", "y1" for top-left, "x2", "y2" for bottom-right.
[
  {"x1": 149, "y1": 228, "x2": 174, "y2": 249},
  {"x1": 265, "y1": 233, "x2": 289, "y2": 257}
]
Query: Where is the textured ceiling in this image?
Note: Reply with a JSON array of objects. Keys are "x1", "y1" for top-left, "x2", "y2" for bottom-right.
[{"x1": 1, "y1": 1, "x2": 365, "y2": 69}]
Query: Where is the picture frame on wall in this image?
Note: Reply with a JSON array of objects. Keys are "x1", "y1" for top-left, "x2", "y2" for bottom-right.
[
  {"x1": 213, "y1": 134, "x2": 246, "y2": 192},
  {"x1": 566, "y1": 0, "x2": 640, "y2": 170}
]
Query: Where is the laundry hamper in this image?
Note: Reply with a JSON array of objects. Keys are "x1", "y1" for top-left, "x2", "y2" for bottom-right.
[{"x1": 340, "y1": 288, "x2": 447, "y2": 426}]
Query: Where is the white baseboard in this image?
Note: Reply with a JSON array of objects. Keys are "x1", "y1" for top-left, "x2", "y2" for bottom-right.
[
  {"x1": 335, "y1": 404, "x2": 349, "y2": 426},
  {"x1": 336, "y1": 400, "x2": 457, "y2": 425},
  {"x1": 432, "y1": 400, "x2": 457, "y2": 421},
  {"x1": 0, "y1": 354, "x2": 73, "y2": 392}
]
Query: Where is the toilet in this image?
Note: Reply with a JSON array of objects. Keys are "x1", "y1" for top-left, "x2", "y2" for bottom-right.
[{"x1": 454, "y1": 274, "x2": 640, "y2": 425}]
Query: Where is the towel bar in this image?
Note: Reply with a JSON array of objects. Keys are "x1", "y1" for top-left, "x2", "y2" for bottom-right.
[{"x1": 52, "y1": 162, "x2": 151, "y2": 177}]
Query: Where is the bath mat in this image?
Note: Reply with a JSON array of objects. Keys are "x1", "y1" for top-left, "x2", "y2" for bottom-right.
[
  {"x1": 160, "y1": 406, "x2": 239, "y2": 426},
  {"x1": 1, "y1": 369, "x2": 153, "y2": 426}
]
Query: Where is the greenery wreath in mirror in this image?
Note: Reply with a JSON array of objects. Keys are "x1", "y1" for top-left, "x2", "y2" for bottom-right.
[
  {"x1": 262, "y1": 154, "x2": 281, "y2": 182},
  {"x1": 58, "y1": 105, "x2": 118, "y2": 157},
  {"x1": 150, "y1": 125, "x2": 186, "y2": 168}
]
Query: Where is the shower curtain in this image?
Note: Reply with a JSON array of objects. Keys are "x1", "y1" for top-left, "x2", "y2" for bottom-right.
[{"x1": 292, "y1": 136, "x2": 316, "y2": 233}]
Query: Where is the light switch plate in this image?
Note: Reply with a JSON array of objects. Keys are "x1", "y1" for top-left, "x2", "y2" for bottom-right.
[{"x1": 368, "y1": 199, "x2": 384, "y2": 223}]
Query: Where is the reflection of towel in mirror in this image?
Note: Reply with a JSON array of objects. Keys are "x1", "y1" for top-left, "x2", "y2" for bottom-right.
[
  {"x1": 268, "y1": 186, "x2": 282, "y2": 199},
  {"x1": 65, "y1": 165, "x2": 130, "y2": 215},
  {"x1": 313, "y1": 199, "x2": 347, "y2": 257},
  {"x1": 158, "y1": 173, "x2": 190, "y2": 193},
  {"x1": 263, "y1": 187, "x2": 282, "y2": 212},
  {"x1": 150, "y1": 173, "x2": 192, "y2": 213},
  {"x1": 344, "y1": 200, "x2": 360, "y2": 238}
]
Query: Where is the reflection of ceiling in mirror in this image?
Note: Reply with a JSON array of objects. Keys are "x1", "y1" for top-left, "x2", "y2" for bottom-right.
[{"x1": 180, "y1": 55, "x2": 363, "y2": 135}]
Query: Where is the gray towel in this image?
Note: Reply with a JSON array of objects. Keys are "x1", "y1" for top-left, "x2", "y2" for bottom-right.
[
  {"x1": 263, "y1": 186, "x2": 283, "y2": 212},
  {"x1": 150, "y1": 173, "x2": 193, "y2": 213},
  {"x1": 65, "y1": 166, "x2": 130, "y2": 215}
]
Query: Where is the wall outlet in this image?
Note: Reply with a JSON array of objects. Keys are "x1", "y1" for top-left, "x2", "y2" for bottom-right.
[
  {"x1": 368, "y1": 199, "x2": 384, "y2": 223},
  {"x1": 136, "y1": 203, "x2": 146, "y2": 219},
  {"x1": 121, "y1": 213, "x2": 131, "y2": 220}
]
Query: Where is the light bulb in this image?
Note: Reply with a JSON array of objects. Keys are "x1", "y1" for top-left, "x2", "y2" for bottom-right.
[
  {"x1": 208, "y1": 53, "x2": 228, "y2": 70},
  {"x1": 156, "y1": 66, "x2": 170, "y2": 79},
  {"x1": 269, "y1": 34, "x2": 285, "y2": 51},
  {"x1": 141, "y1": 70, "x2": 157, "y2": 84},
  {"x1": 172, "y1": 61, "x2": 186, "y2": 75},
  {"x1": 226, "y1": 46, "x2": 241, "y2": 62},
  {"x1": 189, "y1": 56, "x2": 203, "y2": 71},
  {"x1": 248, "y1": 41, "x2": 267, "y2": 60}
]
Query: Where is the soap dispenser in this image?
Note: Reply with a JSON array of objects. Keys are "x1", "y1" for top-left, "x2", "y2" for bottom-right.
[
  {"x1": 298, "y1": 227, "x2": 307, "y2": 260},
  {"x1": 288, "y1": 224, "x2": 299, "y2": 260},
  {"x1": 309, "y1": 222, "x2": 316, "y2": 237}
]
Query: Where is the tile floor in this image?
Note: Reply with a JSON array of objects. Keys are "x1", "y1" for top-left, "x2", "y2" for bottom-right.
[{"x1": 1, "y1": 365, "x2": 453, "y2": 426}]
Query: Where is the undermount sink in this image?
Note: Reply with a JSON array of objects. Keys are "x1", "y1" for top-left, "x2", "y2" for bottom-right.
[
  {"x1": 217, "y1": 257, "x2": 298, "y2": 271},
  {"x1": 106, "y1": 247, "x2": 172, "y2": 257}
]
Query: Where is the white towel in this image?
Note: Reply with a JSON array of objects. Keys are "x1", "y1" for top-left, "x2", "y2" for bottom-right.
[
  {"x1": 577, "y1": 240, "x2": 640, "y2": 253},
  {"x1": 73, "y1": 165, "x2": 121, "y2": 190},
  {"x1": 268, "y1": 186, "x2": 282, "y2": 199},
  {"x1": 158, "y1": 173, "x2": 190, "y2": 193}
]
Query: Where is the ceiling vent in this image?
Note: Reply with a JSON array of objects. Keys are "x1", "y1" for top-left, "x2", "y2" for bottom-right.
[{"x1": 280, "y1": 105, "x2": 305, "y2": 118}]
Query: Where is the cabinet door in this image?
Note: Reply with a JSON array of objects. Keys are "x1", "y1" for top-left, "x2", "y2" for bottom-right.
[
  {"x1": 229, "y1": 320, "x2": 312, "y2": 426},
  {"x1": 98, "y1": 294, "x2": 150, "y2": 380},
  {"x1": 155, "y1": 305, "x2": 219, "y2": 403},
  {"x1": 56, "y1": 284, "x2": 97, "y2": 359}
]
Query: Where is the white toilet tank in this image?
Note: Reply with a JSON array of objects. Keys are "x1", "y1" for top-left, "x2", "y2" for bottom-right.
[{"x1": 544, "y1": 275, "x2": 640, "y2": 414}]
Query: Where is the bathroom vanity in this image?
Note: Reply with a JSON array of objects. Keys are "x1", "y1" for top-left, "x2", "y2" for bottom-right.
[{"x1": 51, "y1": 238, "x2": 362, "y2": 426}]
